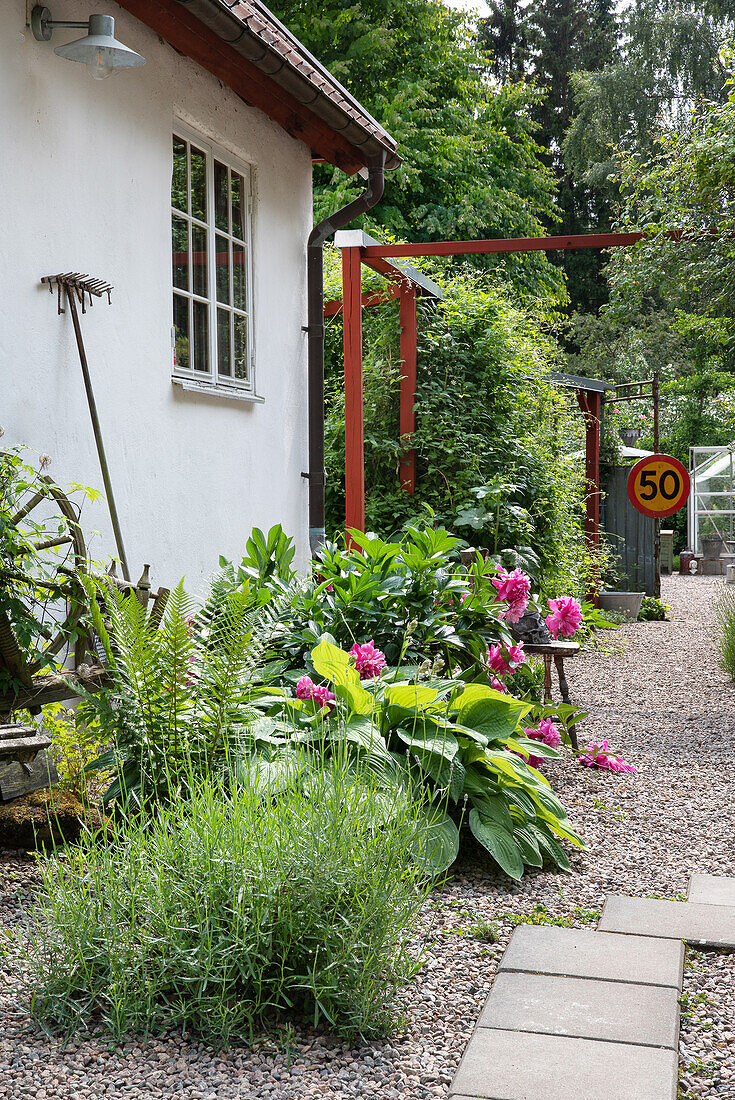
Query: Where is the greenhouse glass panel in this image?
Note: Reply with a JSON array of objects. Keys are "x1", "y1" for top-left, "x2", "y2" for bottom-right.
[{"x1": 688, "y1": 445, "x2": 735, "y2": 553}]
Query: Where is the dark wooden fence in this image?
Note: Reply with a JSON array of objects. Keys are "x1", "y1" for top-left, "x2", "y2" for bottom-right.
[{"x1": 602, "y1": 467, "x2": 656, "y2": 595}]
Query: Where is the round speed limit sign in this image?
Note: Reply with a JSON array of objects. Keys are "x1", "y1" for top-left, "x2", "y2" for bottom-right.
[{"x1": 626, "y1": 454, "x2": 691, "y2": 519}]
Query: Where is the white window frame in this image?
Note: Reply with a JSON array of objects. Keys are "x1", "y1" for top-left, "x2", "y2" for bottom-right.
[{"x1": 171, "y1": 121, "x2": 259, "y2": 400}]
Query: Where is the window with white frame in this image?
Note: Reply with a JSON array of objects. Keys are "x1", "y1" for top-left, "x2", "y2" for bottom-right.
[{"x1": 171, "y1": 126, "x2": 255, "y2": 394}]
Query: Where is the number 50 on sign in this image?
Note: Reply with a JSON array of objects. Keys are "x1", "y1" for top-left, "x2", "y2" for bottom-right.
[{"x1": 626, "y1": 454, "x2": 691, "y2": 519}]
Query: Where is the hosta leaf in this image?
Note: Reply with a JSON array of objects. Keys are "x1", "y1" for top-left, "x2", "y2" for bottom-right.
[
  {"x1": 335, "y1": 680, "x2": 374, "y2": 716},
  {"x1": 503, "y1": 785, "x2": 538, "y2": 821},
  {"x1": 537, "y1": 811, "x2": 587, "y2": 849},
  {"x1": 412, "y1": 810, "x2": 460, "y2": 875},
  {"x1": 311, "y1": 640, "x2": 358, "y2": 687},
  {"x1": 513, "y1": 826, "x2": 543, "y2": 868},
  {"x1": 395, "y1": 722, "x2": 459, "y2": 762},
  {"x1": 387, "y1": 684, "x2": 439, "y2": 710},
  {"x1": 339, "y1": 715, "x2": 393, "y2": 763},
  {"x1": 507, "y1": 736, "x2": 562, "y2": 760},
  {"x1": 470, "y1": 793, "x2": 513, "y2": 832},
  {"x1": 468, "y1": 808, "x2": 524, "y2": 880},
  {"x1": 529, "y1": 783, "x2": 570, "y2": 820},
  {"x1": 529, "y1": 822, "x2": 573, "y2": 871},
  {"x1": 457, "y1": 700, "x2": 520, "y2": 743}
]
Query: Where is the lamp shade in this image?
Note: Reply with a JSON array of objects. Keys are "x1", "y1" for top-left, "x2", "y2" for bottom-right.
[{"x1": 53, "y1": 15, "x2": 145, "y2": 78}]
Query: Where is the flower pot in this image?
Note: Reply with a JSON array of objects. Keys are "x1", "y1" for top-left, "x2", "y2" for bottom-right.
[
  {"x1": 701, "y1": 536, "x2": 726, "y2": 560},
  {"x1": 599, "y1": 591, "x2": 645, "y2": 622}
]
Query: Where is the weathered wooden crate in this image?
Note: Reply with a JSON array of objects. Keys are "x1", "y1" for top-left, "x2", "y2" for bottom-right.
[{"x1": 0, "y1": 725, "x2": 58, "y2": 802}]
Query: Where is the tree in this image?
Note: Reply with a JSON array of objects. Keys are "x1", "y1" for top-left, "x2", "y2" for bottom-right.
[
  {"x1": 480, "y1": 0, "x2": 617, "y2": 310},
  {"x1": 270, "y1": 0, "x2": 565, "y2": 300}
]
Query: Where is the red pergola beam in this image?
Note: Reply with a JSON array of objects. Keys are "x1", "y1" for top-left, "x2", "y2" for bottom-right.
[
  {"x1": 399, "y1": 283, "x2": 418, "y2": 494},
  {"x1": 362, "y1": 232, "x2": 648, "y2": 259},
  {"x1": 342, "y1": 247, "x2": 365, "y2": 540}
]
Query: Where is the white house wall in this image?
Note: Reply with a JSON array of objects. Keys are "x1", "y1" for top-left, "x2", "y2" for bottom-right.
[{"x1": 0, "y1": 0, "x2": 313, "y2": 589}]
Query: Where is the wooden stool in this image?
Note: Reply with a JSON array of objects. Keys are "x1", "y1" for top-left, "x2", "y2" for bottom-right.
[{"x1": 522, "y1": 641, "x2": 581, "y2": 748}]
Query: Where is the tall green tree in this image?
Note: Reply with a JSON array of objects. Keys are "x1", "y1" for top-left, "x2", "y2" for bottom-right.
[
  {"x1": 480, "y1": 0, "x2": 616, "y2": 310},
  {"x1": 271, "y1": 0, "x2": 565, "y2": 300}
]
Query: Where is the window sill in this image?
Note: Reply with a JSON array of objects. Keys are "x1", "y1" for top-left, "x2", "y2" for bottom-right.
[{"x1": 172, "y1": 376, "x2": 264, "y2": 404}]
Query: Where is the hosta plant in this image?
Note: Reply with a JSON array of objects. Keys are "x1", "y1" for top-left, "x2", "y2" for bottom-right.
[{"x1": 261, "y1": 640, "x2": 587, "y2": 880}]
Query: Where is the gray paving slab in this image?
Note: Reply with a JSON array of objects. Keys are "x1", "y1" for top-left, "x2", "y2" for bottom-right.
[
  {"x1": 688, "y1": 873, "x2": 735, "y2": 906},
  {"x1": 499, "y1": 924, "x2": 683, "y2": 988},
  {"x1": 478, "y1": 971, "x2": 679, "y2": 1047},
  {"x1": 449, "y1": 1029, "x2": 677, "y2": 1100},
  {"x1": 598, "y1": 895, "x2": 735, "y2": 948}
]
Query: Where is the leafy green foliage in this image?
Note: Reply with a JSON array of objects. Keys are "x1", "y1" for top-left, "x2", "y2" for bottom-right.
[
  {"x1": 271, "y1": 0, "x2": 564, "y2": 299},
  {"x1": 293, "y1": 639, "x2": 586, "y2": 879},
  {"x1": 21, "y1": 758, "x2": 432, "y2": 1044},
  {"x1": 230, "y1": 521, "x2": 525, "y2": 674},
  {"x1": 322, "y1": 268, "x2": 589, "y2": 596},
  {"x1": 638, "y1": 596, "x2": 670, "y2": 621},
  {"x1": 80, "y1": 576, "x2": 293, "y2": 810}
]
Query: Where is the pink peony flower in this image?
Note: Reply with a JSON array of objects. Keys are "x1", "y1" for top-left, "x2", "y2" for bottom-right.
[
  {"x1": 492, "y1": 568, "x2": 531, "y2": 624},
  {"x1": 296, "y1": 675, "x2": 336, "y2": 711},
  {"x1": 490, "y1": 676, "x2": 507, "y2": 693},
  {"x1": 546, "y1": 596, "x2": 583, "y2": 639},
  {"x1": 578, "y1": 739, "x2": 637, "y2": 774},
  {"x1": 523, "y1": 717, "x2": 561, "y2": 749},
  {"x1": 486, "y1": 641, "x2": 525, "y2": 677},
  {"x1": 350, "y1": 639, "x2": 387, "y2": 680}
]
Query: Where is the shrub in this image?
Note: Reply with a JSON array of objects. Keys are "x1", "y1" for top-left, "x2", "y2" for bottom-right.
[
  {"x1": 714, "y1": 585, "x2": 735, "y2": 680},
  {"x1": 23, "y1": 757, "x2": 431, "y2": 1045},
  {"x1": 638, "y1": 596, "x2": 670, "y2": 621}
]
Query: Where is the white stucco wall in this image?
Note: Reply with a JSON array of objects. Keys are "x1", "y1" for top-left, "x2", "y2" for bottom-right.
[{"x1": 0, "y1": 1, "x2": 312, "y2": 590}]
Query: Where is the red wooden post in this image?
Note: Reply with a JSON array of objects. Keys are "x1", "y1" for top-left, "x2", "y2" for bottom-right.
[
  {"x1": 577, "y1": 389, "x2": 601, "y2": 603},
  {"x1": 399, "y1": 281, "x2": 417, "y2": 494},
  {"x1": 343, "y1": 246, "x2": 365, "y2": 539}
]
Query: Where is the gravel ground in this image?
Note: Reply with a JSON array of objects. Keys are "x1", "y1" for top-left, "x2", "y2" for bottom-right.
[{"x1": 1, "y1": 574, "x2": 733, "y2": 1099}]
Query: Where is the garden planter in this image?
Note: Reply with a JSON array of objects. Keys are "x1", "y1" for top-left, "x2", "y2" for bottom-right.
[
  {"x1": 599, "y1": 591, "x2": 645, "y2": 621},
  {"x1": 702, "y1": 536, "x2": 726, "y2": 560}
]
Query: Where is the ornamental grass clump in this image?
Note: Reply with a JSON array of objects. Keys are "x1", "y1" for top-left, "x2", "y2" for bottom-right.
[
  {"x1": 714, "y1": 585, "x2": 735, "y2": 681},
  {"x1": 22, "y1": 758, "x2": 432, "y2": 1046}
]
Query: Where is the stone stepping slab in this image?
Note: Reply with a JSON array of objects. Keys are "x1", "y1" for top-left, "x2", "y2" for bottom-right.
[
  {"x1": 448, "y1": 1029, "x2": 678, "y2": 1100},
  {"x1": 598, "y1": 895, "x2": 735, "y2": 949},
  {"x1": 688, "y1": 873, "x2": 735, "y2": 907},
  {"x1": 478, "y1": 970, "x2": 679, "y2": 1048},
  {"x1": 499, "y1": 924, "x2": 683, "y2": 989}
]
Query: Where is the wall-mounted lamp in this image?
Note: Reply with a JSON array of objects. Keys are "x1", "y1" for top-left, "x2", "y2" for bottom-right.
[{"x1": 30, "y1": 6, "x2": 145, "y2": 80}]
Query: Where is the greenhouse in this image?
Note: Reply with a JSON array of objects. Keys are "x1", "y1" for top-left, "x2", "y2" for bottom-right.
[{"x1": 688, "y1": 445, "x2": 735, "y2": 553}]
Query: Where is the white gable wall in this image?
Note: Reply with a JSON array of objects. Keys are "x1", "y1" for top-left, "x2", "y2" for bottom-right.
[{"x1": 0, "y1": 1, "x2": 312, "y2": 588}]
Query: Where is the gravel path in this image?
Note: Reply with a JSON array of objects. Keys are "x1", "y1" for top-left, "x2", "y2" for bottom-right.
[{"x1": 1, "y1": 574, "x2": 733, "y2": 1099}]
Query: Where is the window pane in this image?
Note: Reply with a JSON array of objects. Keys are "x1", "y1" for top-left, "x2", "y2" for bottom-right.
[
  {"x1": 172, "y1": 215, "x2": 189, "y2": 291},
  {"x1": 233, "y1": 314, "x2": 248, "y2": 381},
  {"x1": 214, "y1": 161, "x2": 228, "y2": 232},
  {"x1": 192, "y1": 299, "x2": 209, "y2": 374},
  {"x1": 217, "y1": 308, "x2": 231, "y2": 376},
  {"x1": 172, "y1": 137, "x2": 187, "y2": 213},
  {"x1": 231, "y1": 173, "x2": 246, "y2": 241},
  {"x1": 191, "y1": 224, "x2": 208, "y2": 299},
  {"x1": 173, "y1": 293, "x2": 189, "y2": 371},
  {"x1": 233, "y1": 244, "x2": 247, "y2": 311},
  {"x1": 190, "y1": 146, "x2": 207, "y2": 222},
  {"x1": 215, "y1": 235, "x2": 229, "y2": 305}
]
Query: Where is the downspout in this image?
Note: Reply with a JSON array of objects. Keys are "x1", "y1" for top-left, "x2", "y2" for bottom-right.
[{"x1": 306, "y1": 155, "x2": 386, "y2": 555}]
